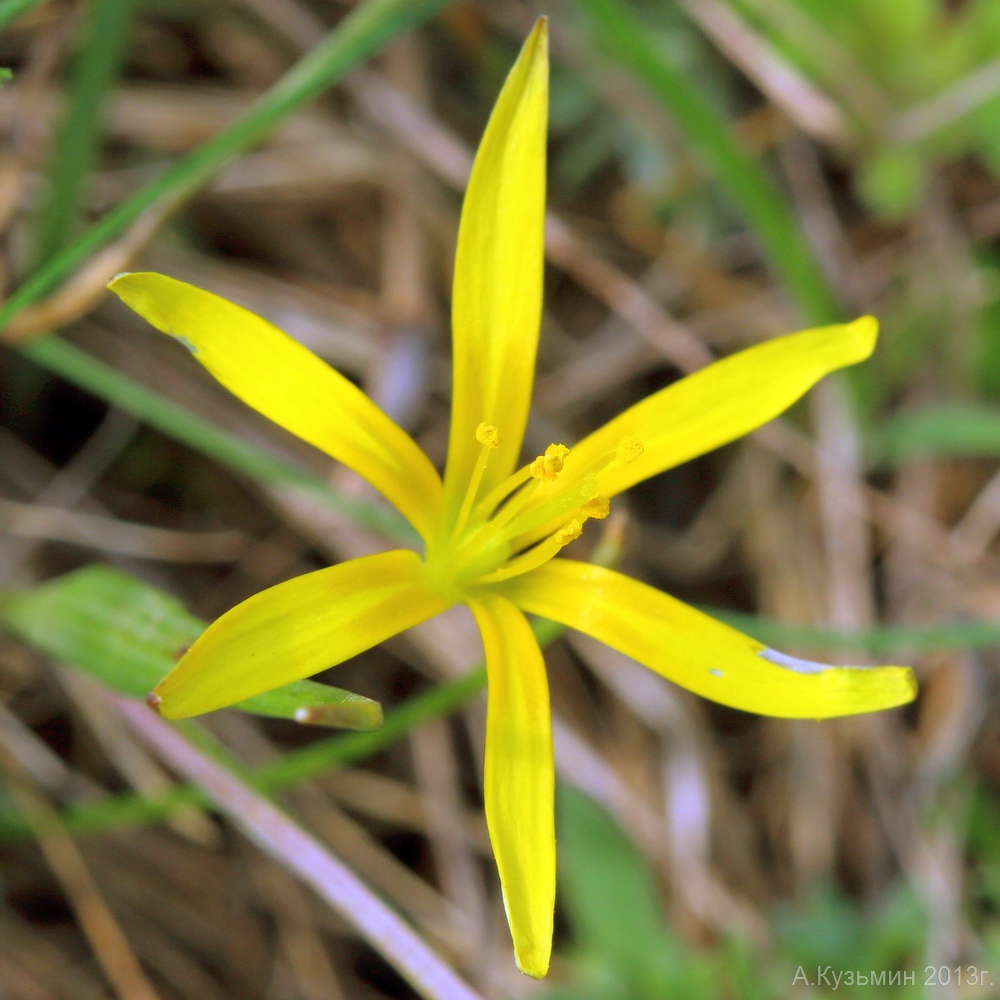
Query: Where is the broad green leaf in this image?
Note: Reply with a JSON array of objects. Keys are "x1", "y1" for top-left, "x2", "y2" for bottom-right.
[
  {"x1": 556, "y1": 785, "x2": 675, "y2": 990},
  {"x1": 0, "y1": 565, "x2": 382, "y2": 730}
]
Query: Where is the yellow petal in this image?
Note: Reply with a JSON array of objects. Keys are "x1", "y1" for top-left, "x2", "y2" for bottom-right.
[
  {"x1": 153, "y1": 550, "x2": 448, "y2": 718},
  {"x1": 109, "y1": 272, "x2": 443, "y2": 540},
  {"x1": 444, "y1": 19, "x2": 548, "y2": 517},
  {"x1": 468, "y1": 592, "x2": 554, "y2": 978},
  {"x1": 556, "y1": 316, "x2": 879, "y2": 501},
  {"x1": 499, "y1": 559, "x2": 917, "y2": 718}
]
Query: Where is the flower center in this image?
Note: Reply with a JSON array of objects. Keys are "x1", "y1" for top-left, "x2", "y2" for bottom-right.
[{"x1": 424, "y1": 424, "x2": 642, "y2": 601}]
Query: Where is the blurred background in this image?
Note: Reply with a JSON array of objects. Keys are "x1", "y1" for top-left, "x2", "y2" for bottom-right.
[{"x1": 3, "y1": 0, "x2": 1000, "y2": 996}]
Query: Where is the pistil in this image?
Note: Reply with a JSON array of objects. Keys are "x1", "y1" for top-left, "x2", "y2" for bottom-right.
[
  {"x1": 432, "y1": 432, "x2": 615, "y2": 596},
  {"x1": 476, "y1": 519, "x2": 583, "y2": 584}
]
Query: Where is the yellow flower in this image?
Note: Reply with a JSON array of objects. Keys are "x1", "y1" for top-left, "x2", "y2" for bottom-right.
[{"x1": 109, "y1": 19, "x2": 915, "y2": 979}]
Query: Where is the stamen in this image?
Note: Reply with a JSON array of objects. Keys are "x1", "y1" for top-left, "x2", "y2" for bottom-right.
[
  {"x1": 472, "y1": 442, "x2": 571, "y2": 521},
  {"x1": 450, "y1": 476, "x2": 539, "y2": 574},
  {"x1": 556, "y1": 518, "x2": 583, "y2": 544},
  {"x1": 495, "y1": 473, "x2": 600, "y2": 548},
  {"x1": 476, "y1": 519, "x2": 582, "y2": 584},
  {"x1": 451, "y1": 423, "x2": 500, "y2": 540},
  {"x1": 580, "y1": 495, "x2": 610, "y2": 521},
  {"x1": 573, "y1": 434, "x2": 646, "y2": 485},
  {"x1": 475, "y1": 444, "x2": 569, "y2": 544},
  {"x1": 472, "y1": 465, "x2": 533, "y2": 522},
  {"x1": 545, "y1": 442, "x2": 569, "y2": 467},
  {"x1": 529, "y1": 455, "x2": 558, "y2": 481},
  {"x1": 477, "y1": 423, "x2": 501, "y2": 448},
  {"x1": 489, "y1": 478, "x2": 541, "y2": 533},
  {"x1": 529, "y1": 443, "x2": 569, "y2": 480}
]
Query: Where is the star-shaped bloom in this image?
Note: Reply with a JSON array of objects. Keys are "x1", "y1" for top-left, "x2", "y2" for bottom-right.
[{"x1": 109, "y1": 19, "x2": 915, "y2": 978}]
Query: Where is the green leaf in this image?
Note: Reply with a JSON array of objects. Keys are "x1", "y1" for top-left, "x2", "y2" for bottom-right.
[
  {"x1": 556, "y1": 785, "x2": 677, "y2": 993},
  {"x1": 0, "y1": 565, "x2": 382, "y2": 730}
]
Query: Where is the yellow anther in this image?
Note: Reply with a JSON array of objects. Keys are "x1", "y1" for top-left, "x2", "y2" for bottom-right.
[
  {"x1": 529, "y1": 456, "x2": 550, "y2": 480},
  {"x1": 555, "y1": 519, "x2": 582, "y2": 546},
  {"x1": 476, "y1": 423, "x2": 500, "y2": 448},
  {"x1": 580, "y1": 496, "x2": 610, "y2": 521},
  {"x1": 617, "y1": 435, "x2": 644, "y2": 464},
  {"x1": 529, "y1": 443, "x2": 570, "y2": 482},
  {"x1": 545, "y1": 443, "x2": 569, "y2": 468},
  {"x1": 530, "y1": 455, "x2": 558, "y2": 481}
]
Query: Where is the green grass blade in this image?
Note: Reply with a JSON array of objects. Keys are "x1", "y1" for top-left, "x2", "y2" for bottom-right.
[
  {"x1": 0, "y1": 0, "x2": 449, "y2": 330},
  {"x1": 3, "y1": 583, "x2": 983, "y2": 842},
  {"x1": 872, "y1": 403, "x2": 1000, "y2": 463},
  {"x1": 19, "y1": 335, "x2": 415, "y2": 541},
  {"x1": 34, "y1": 0, "x2": 137, "y2": 265},
  {"x1": 0, "y1": 565, "x2": 384, "y2": 729},
  {"x1": 572, "y1": 0, "x2": 839, "y2": 324},
  {"x1": 710, "y1": 607, "x2": 1000, "y2": 658}
]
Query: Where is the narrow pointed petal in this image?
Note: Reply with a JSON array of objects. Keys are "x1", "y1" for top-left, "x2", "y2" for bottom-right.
[
  {"x1": 558, "y1": 317, "x2": 879, "y2": 500},
  {"x1": 109, "y1": 273, "x2": 443, "y2": 540},
  {"x1": 468, "y1": 592, "x2": 554, "y2": 978},
  {"x1": 444, "y1": 19, "x2": 548, "y2": 515},
  {"x1": 500, "y1": 559, "x2": 917, "y2": 719},
  {"x1": 153, "y1": 550, "x2": 448, "y2": 718}
]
